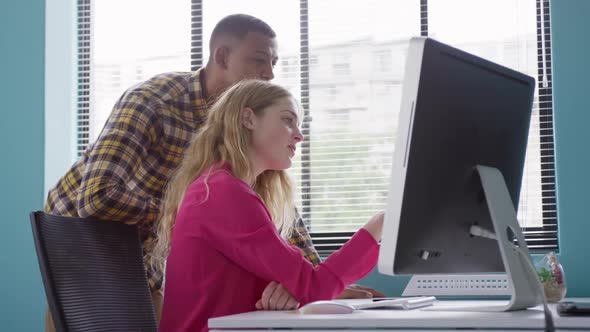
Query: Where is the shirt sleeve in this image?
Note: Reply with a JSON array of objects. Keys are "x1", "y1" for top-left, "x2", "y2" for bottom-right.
[
  {"x1": 287, "y1": 210, "x2": 321, "y2": 266},
  {"x1": 76, "y1": 91, "x2": 163, "y2": 224},
  {"x1": 193, "y1": 178, "x2": 379, "y2": 305}
]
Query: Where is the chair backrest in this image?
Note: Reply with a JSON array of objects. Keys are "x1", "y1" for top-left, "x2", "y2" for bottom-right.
[{"x1": 30, "y1": 211, "x2": 157, "y2": 332}]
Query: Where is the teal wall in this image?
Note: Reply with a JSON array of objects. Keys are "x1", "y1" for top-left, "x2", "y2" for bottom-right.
[
  {"x1": 361, "y1": 0, "x2": 590, "y2": 297},
  {"x1": 0, "y1": 0, "x2": 46, "y2": 330},
  {"x1": 45, "y1": 0, "x2": 77, "y2": 194},
  {"x1": 550, "y1": 0, "x2": 590, "y2": 297}
]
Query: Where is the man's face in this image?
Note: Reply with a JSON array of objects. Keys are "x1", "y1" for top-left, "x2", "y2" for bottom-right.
[{"x1": 225, "y1": 31, "x2": 278, "y2": 83}]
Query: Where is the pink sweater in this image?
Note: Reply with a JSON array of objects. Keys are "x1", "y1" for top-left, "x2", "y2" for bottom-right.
[{"x1": 159, "y1": 165, "x2": 379, "y2": 332}]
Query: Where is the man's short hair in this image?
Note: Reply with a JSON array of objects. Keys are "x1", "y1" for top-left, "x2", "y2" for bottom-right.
[{"x1": 209, "y1": 14, "x2": 276, "y2": 51}]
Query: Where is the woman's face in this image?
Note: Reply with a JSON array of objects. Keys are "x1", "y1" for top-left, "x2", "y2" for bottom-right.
[{"x1": 245, "y1": 97, "x2": 303, "y2": 174}]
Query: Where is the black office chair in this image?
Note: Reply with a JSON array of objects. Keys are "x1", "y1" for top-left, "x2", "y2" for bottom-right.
[{"x1": 30, "y1": 211, "x2": 157, "y2": 332}]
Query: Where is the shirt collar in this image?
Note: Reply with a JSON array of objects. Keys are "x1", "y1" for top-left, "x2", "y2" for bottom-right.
[{"x1": 191, "y1": 67, "x2": 209, "y2": 111}]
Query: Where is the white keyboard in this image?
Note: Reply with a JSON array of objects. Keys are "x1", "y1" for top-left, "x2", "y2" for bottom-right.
[{"x1": 337, "y1": 296, "x2": 437, "y2": 310}]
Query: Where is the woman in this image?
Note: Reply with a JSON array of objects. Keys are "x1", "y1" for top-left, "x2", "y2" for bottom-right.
[{"x1": 154, "y1": 80, "x2": 383, "y2": 332}]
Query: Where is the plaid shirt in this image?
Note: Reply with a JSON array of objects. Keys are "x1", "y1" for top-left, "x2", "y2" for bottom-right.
[{"x1": 45, "y1": 68, "x2": 320, "y2": 291}]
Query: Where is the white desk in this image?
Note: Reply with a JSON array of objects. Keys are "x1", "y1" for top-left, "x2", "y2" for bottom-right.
[{"x1": 209, "y1": 299, "x2": 590, "y2": 331}]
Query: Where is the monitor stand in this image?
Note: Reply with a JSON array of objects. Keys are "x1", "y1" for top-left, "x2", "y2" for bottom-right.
[{"x1": 429, "y1": 165, "x2": 544, "y2": 312}]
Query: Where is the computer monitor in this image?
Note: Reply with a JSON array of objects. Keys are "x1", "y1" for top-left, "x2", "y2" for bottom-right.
[{"x1": 378, "y1": 37, "x2": 543, "y2": 311}]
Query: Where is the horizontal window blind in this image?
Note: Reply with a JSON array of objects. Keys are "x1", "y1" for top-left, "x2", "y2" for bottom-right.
[
  {"x1": 191, "y1": 0, "x2": 203, "y2": 71},
  {"x1": 296, "y1": 0, "x2": 420, "y2": 255},
  {"x1": 82, "y1": 0, "x2": 557, "y2": 256},
  {"x1": 303, "y1": 0, "x2": 557, "y2": 255},
  {"x1": 87, "y1": 0, "x2": 191, "y2": 143},
  {"x1": 77, "y1": 0, "x2": 91, "y2": 156},
  {"x1": 532, "y1": 0, "x2": 557, "y2": 250},
  {"x1": 426, "y1": 0, "x2": 557, "y2": 252}
]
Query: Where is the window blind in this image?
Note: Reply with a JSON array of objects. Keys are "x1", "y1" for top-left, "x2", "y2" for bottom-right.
[
  {"x1": 77, "y1": 0, "x2": 91, "y2": 156},
  {"x1": 306, "y1": 0, "x2": 558, "y2": 255},
  {"x1": 81, "y1": 0, "x2": 558, "y2": 255},
  {"x1": 191, "y1": 0, "x2": 203, "y2": 71},
  {"x1": 533, "y1": 0, "x2": 558, "y2": 250},
  {"x1": 425, "y1": 0, "x2": 557, "y2": 251},
  {"x1": 85, "y1": 0, "x2": 191, "y2": 143},
  {"x1": 297, "y1": 0, "x2": 420, "y2": 256}
]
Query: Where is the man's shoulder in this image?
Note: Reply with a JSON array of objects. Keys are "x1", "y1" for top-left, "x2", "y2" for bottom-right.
[
  {"x1": 113, "y1": 70, "x2": 203, "y2": 119},
  {"x1": 129, "y1": 71, "x2": 195, "y2": 98}
]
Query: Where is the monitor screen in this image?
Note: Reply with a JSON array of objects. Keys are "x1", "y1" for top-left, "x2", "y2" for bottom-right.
[{"x1": 378, "y1": 37, "x2": 536, "y2": 276}]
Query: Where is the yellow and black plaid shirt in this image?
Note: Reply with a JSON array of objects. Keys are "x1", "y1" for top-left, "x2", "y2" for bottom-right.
[{"x1": 45, "y1": 68, "x2": 320, "y2": 291}]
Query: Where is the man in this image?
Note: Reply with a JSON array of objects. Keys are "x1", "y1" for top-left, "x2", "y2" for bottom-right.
[{"x1": 45, "y1": 13, "x2": 382, "y2": 330}]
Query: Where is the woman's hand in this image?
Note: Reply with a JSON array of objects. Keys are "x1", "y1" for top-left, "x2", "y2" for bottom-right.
[
  {"x1": 335, "y1": 284, "x2": 386, "y2": 299},
  {"x1": 362, "y1": 212, "x2": 384, "y2": 241},
  {"x1": 255, "y1": 281, "x2": 300, "y2": 310}
]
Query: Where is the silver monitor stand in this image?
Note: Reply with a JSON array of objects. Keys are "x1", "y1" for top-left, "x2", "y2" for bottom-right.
[{"x1": 433, "y1": 165, "x2": 544, "y2": 312}]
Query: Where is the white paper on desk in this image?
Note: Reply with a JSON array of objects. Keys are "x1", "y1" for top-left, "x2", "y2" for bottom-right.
[{"x1": 335, "y1": 296, "x2": 436, "y2": 310}]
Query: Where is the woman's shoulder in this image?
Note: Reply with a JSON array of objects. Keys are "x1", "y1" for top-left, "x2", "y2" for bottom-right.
[
  {"x1": 186, "y1": 167, "x2": 257, "y2": 202},
  {"x1": 181, "y1": 168, "x2": 271, "y2": 224},
  {"x1": 208, "y1": 168, "x2": 252, "y2": 194}
]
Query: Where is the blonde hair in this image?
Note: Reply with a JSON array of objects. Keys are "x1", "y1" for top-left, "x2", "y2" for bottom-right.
[{"x1": 150, "y1": 80, "x2": 298, "y2": 277}]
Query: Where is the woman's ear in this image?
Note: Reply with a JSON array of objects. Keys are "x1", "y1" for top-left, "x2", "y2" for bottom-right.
[{"x1": 241, "y1": 107, "x2": 257, "y2": 130}]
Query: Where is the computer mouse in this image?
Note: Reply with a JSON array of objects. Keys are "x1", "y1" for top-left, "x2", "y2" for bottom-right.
[{"x1": 298, "y1": 301, "x2": 355, "y2": 314}]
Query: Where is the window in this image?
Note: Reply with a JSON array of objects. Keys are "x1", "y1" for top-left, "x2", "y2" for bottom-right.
[
  {"x1": 425, "y1": 0, "x2": 557, "y2": 251},
  {"x1": 80, "y1": 0, "x2": 557, "y2": 255},
  {"x1": 84, "y1": 0, "x2": 191, "y2": 143},
  {"x1": 374, "y1": 49, "x2": 393, "y2": 73},
  {"x1": 331, "y1": 53, "x2": 351, "y2": 77}
]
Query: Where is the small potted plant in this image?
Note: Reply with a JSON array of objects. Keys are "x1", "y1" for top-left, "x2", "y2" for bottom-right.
[{"x1": 536, "y1": 252, "x2": 566, "y2": 302}]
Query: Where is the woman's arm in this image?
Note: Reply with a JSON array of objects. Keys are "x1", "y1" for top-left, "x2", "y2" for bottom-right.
[{"x1": 194, "y1": 178, "x2": 379, "y2": 305}]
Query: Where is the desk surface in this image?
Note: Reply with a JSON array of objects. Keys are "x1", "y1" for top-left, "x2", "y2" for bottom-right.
[{"x1": 209, "y1": 299, "x2": 590, "y2": 331}]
